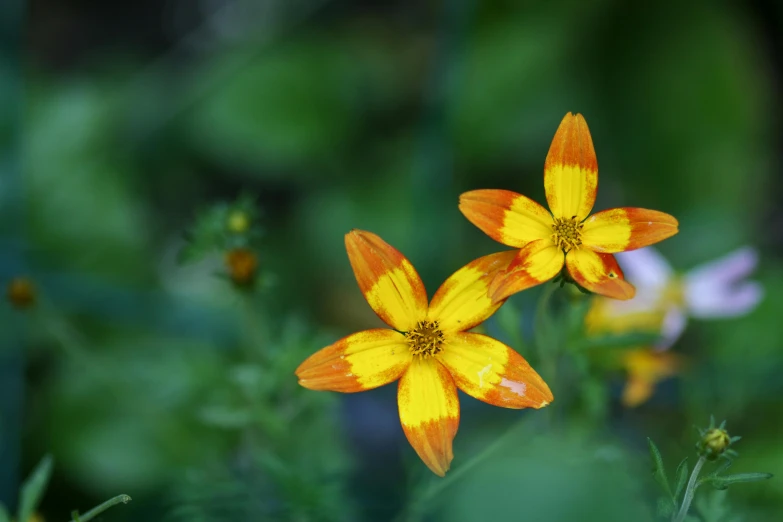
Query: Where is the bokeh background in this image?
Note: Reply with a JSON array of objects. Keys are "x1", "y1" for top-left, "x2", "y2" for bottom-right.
[{"x1": 2, "y1": 0, "x2": 783, "y2": 520}]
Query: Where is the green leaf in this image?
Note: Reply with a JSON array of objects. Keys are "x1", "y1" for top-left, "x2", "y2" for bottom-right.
[
  {"x1": 0, "y1": 504, "x2": 10, "y2": 522},
  {"x1": 656, "y1": 496, "x2": 674, "y2": 518},
  {"x1": 701, "y1": 472, "x2": 773, "y2": 490},
  {"x1": 647, "y1": 438, "x2": 673, "y2": 500},
  {"x1": 17, "y1": 454, "x2": 53, "y2": 522},
  {"x1": 674, "y1": 457, "x2": 689, "y2": 500}
]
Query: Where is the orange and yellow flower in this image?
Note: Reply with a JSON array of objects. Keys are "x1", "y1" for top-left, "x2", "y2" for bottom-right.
[
  {"x1": 459, "y1": 112, "x2": 679, "y2": 302},
  {"x1": 296, "y1": 230, "x2": 552, "y2": 476}
]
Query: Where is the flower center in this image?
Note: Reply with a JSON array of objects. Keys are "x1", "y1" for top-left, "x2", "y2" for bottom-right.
[
  {"x1": 552, "y1": 216, "x2": 583, "y2": 252},
  {"x1": 406, "y1": 320, "x2": 444, "y2": 357}
]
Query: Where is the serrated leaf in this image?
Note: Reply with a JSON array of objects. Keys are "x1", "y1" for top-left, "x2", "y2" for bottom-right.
[
  {"x1": 702, "y1": 472, "x2": 773, "y2": 490},
  {"x1": 647, "y1": 438, "x2": 673, "y2": 499},
  {"x1": 17, "y1": 454, "x2": 53, "y2": 522},
  {"x1": 674, "y1": 457, "x2": 689, "y2": 500},
  {"x1": 656, "y1": 496, "x2": 674, "y2": 518}
]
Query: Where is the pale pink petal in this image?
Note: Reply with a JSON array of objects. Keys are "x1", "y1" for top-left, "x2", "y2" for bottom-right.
[
  {"x1": 686, "y1": 281, "x2": 764, "y2": 319},
  {"x1": 615, "y1": 247, "x2": 673, "y2": 291},
  {"x1": 655, "y1": 308, "x2": 687, "y2": 350},
  {"x1": 684, "y1": 247, "x2": 763, "y2": 318}
]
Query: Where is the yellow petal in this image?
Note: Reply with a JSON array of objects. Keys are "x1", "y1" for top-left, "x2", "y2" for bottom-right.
[
  {"x1": 345, "y1": 230, "x2": 429, "y2": 331},
  {"x1": 621, "y1": 349, "x2": 683, "y2": 407},
  {"x1": 438, "y1": 332, "x2": 552, "y2": 409},
  {"x1": 296, "y1": 329, "x2": 411, "y2": 392},
  {"x1": 459, "y1": 189, "x2": 553, "y2": 247},
  {"x1": 428, "y1": 250, "x2": 517, "y2": 333},
  {"x1": 565, "y1": 249, "x2": 635, "y2": 300},
  {"x1": 622, "y1": 376, "x2": 655, "y2": 408},
  {"x1": 489, "y1": 240, "x2": 564, "y2": 303},
  {"x1": 581, "y1": 208, "x2": 679, "y2": 253},
  {"x1": 398, "y1": 358, "x2": 460, "y2": 476},
  {"x1": 544, "y1": 113, "x2": 598, "y2": 220}
]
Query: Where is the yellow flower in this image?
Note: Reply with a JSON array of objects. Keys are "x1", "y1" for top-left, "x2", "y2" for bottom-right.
[
  {"x1": 296, "y1": 230, "x2": 552, "y2": 476},
  {"x1": 459, "y1": 113, "x2": 679, "y2": 302},
  {"x1": 621, "y1": 348, "x2": 683, "y2": 407}
]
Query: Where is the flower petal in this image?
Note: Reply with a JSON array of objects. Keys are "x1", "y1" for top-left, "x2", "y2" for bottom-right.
[
  {"x1": 684, "y1": 247, "x2": 764, "y2": 318},
  {"x1": 544, "y1": 113, "x2": 598, "y2": 220},
  {"x1": 428, "y1": 250, "x2": 518, "y2": 333},
  {"x1": 621, "y1": 349, "x2": 683, "y2": 407},
  {"x1": 296, "y1": 329, "x2": 411, "y2": 392},
  {"x1": 565, "y1": 249, "x2": 635, "y2": 300},
  {"x1": 489, "y1": 240, "x2": 564, "y2": 303},
  {"x1": 581, "y1": 208, "x2": 679, "y2": 253},
  {"x1": 345, "y1": 230, "x2": 429, "y2": 331},
  {"x1": 397, "y1": 358, "x2": 459, "y2": 476},
  {"x1": 438, "y1": 332, "x2": 552, "y2": 409},
  {"x1": 615, "y1": 247, "x2": 673, "y2": 291},
  {"x1": 459, "y1": 189, "x2": 553, "y2": 247}
]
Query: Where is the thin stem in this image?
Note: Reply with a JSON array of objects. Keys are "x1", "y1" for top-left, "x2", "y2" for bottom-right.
[
  {"x1": 400, "y1": 419, "x2": 530, "y2": 522},
  {"x1": 534, "y1": 283, "x2": 560, "y2": 387},
  {"x1": 673, "y1": 457, "x2": 705, "y2": 522},
  {"x1": 69, "y1": 494, "x2": 131, "y2": 522}
]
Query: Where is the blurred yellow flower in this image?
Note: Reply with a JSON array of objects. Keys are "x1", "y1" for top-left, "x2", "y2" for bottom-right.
[{"x1": 621, "y1": 349, "x2": 683, "y2": 407}]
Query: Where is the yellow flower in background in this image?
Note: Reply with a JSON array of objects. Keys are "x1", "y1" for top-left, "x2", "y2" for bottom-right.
[
  {"x1": 459, "y1": 112, "x2": 679, "y2": 302},
  {"x1": 296, "y1": 230, "x2": 552, "y2": 476},
  {"x1": 621, "y1": 349, "x2": 683, "y2": 407}
]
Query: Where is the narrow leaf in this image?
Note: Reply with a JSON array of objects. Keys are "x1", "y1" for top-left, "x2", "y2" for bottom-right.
[
  {"x1": 703, "y1": 472, "x2": 773, "y2": 490},
  {"x1": 17, "y1": 455, "x2": 53, "y2": 522},
  {"x1": 656, "y1": 496, "x2": 674, "y2": 518},
  {"x1": 674, "y1": 457, "x2": 689, "y2": 500},
  {"x1": 647, "y1": 438, "x2": 673, "y2": 499}
]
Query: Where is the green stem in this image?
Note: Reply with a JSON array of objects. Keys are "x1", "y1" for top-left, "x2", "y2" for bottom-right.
[
  {"x1": 534, "y1": 283, "x2": 560, "y2": 389},
  {"x1": 401, "y1": 419, "x2": 529, "y2": 522},
  {"x1": 69, "y1": 494, "x2": 131, "y2": 522},
  {"x1": 673, "y1": 457, "x2": 705, "y2": 522}
]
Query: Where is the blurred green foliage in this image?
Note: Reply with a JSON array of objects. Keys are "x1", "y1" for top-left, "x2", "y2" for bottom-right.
[{"x1": 1, "y1": 0, "x2": 782, "y2": 520}]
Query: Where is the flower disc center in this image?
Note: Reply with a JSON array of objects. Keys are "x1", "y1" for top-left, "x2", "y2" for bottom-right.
[
  {"x1": 552, "y1": 216, "x2": 583, "y2": 252},
  {"x1": 406, "y1": 320, "x2": 444, "y2": 357}
]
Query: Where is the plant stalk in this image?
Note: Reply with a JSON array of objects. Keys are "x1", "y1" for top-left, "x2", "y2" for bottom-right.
[{"x1": 673, "y1": 456, "x2": 705, "y2": 522}]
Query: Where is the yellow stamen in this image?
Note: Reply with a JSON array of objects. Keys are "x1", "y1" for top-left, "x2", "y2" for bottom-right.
[
  {"x1": 406, "y1": 320, "x2": 445, "y2": 357},
  {"x1": 552, "y1": 216, "x2": 583, "y2": 252}
]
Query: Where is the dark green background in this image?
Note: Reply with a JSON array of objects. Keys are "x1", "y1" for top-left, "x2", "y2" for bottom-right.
[{"x1": 1, "y1": 0, "x2": 782, "y2": 520}]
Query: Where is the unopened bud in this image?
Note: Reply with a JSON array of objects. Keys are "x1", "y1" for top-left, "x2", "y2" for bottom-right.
[
  {"x1": 698, "y1": 428, "x2": 731, "y2": 461},
  {"x1": 227, "y1": 210, "x2": 251, "y2": 234},
  {"x1": 225, "y1": 248, "x2": 258, "y2": 287},
  {"x1": 6, "y1": 277, "x2": 36, "y2": 309}
]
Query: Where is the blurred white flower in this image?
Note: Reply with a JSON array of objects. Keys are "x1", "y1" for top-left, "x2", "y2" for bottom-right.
[{"x1": 602, "y1": 246, "x2": 764, "y2": 350}]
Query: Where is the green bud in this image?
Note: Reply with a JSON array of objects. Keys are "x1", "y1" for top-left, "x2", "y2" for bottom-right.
[{"x1": 697, "y1": 428, "x2": 731, "y2": 461}]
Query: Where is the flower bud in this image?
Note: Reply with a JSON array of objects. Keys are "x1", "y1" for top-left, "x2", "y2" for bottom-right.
[
  {"x1": 225, "y1": 248, "x2": 258, "y2": 287},
  {"x1": 6, "y1": 277, "x2": 36, "y2": 309},
  {"x1": 227, "y1": 210, "x2": 251, "y2": 234},
  {"x1": 697, "y1": 428, "x2": 731, "y2": 461}
]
